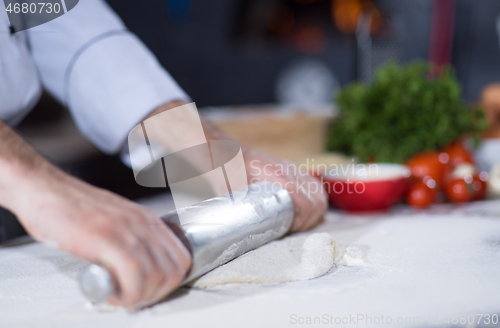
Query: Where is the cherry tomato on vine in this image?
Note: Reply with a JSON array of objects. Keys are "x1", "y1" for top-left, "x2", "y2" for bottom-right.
[
  {"x1": 445, "y1": 178, "x2": 474, "y2": 203},
  {"x1": 471, "y1": 173, "x2": 488, "y2": 201},
  {"x1": 406, "y1": 151, "x2": 448, "y2": 189},
  {"x1": 407, "y1": 180, "x2": 437, "y2": 207},
  {"x1": 442, "y1": 141, "x2": 474, "y2": 167}
]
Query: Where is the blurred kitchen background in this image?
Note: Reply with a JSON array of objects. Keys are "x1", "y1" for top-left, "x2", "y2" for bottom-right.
[{"x1": 4, "y1": 0, "x2": 500, "y2": 240}]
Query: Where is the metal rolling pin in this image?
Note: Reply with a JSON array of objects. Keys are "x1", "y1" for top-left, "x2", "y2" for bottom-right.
[{"x1": 78, "y1": 181, "x2": 294, "y2": 303}]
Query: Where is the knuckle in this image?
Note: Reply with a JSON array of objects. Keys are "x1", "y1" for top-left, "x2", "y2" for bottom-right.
[
  {"x1": 150, "y1": 266, "x2": 164, "y2": 283},
  {"x1": 169, "y1": 270, "x2": 184, "y2": 285},
  {"x1": 181, "y1": 256, "x2": 192, "y2": 272},
  {"x1": 90, "y1": 218, "x2": 113, "y2": 233},
  {"x1": 133, "y1": 209, "x2": 150, "y2": 222},
  {"x1": 124, "y1": 291, "x2": 141, "y2": 307},
  {"x1": 127, "y1": 235, "x2": 143, "y2": 248},
  {"x1": 159, "y1": 281, "x2": 176, "y2": 296},
  {"x1": 123, "y1": 256, "x2": 142, "y2": 272},
  {"x1": 142, "y1": 208, "x2": 158, "y2": 219}
]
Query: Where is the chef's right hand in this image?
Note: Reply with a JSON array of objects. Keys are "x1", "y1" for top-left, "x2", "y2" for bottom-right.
[{"x1": 8, "y1": 164, "x2": 191, "y2": 310}]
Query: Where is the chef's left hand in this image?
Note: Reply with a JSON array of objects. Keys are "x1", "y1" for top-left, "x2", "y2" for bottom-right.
[
  {"x1": 147, "y1": 102, "x2": 328, "y2": 232},
  {"x1": 243, "y1": 149, "x2": 328, "y2": 232}
]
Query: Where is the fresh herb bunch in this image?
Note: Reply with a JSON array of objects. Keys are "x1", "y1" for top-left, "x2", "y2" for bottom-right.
[{"x1": 327, "y1": 62, "x2": 487, "y2": 163}]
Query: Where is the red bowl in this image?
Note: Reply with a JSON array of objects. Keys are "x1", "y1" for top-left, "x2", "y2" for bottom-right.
[{"x1": 322, "y1": 163, "x2": 410, "y2": 212}]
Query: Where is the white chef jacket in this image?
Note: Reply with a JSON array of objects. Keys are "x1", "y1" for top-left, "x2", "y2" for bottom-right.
[{"x1": 0, "y1": 0, "x2": 189, "y2": 154}]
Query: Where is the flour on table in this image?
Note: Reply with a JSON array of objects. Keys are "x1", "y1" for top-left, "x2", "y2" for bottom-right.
[{"x1": 192, "y1": 232, "x2": 346, "y2": 288}]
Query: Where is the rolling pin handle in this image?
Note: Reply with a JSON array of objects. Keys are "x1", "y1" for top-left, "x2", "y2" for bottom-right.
[
  {"x1": 78, "y1": 220, "x2": 191, "y2": 304},
  {"x1": 78, "y1": 264, "x2": 115, "y2": 303}
]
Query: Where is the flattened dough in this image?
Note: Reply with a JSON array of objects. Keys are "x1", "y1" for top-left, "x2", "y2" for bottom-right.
[{"x1": 192, "y1": 233, "x2": 345, "y2": 288}]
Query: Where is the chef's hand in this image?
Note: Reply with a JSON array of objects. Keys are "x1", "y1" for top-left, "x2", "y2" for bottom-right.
[
  {"x1": 143, "y1": 101, "x2": 328, "y2": 231},
  {"x1": 17, "y1": 169, "x2": 191, "y2": 310},
  {"x1": 0, "y1": 121, "x2": 191, "y2": 310},
  {"x1": 243, "y1": 149, "x2": 328, "y2": 231}
]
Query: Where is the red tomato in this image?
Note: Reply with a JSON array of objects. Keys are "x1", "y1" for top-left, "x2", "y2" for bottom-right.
[
  {"x1": 444, "y1": 163, "x2": 487, "y2": 202},
  {"x1": 406, "y1": 180, "x2": 437, "y2": 208},
  {"x1": 445, "y1": 178, "x2": 474, "y2": 203},
  {"x1": 471, "y1": 172, "x2": 488, "y2": 200},
  {"x1": 406, "y1": 151, "x2": 448, "y2": 189},
  {"x1": 442, "y1": 141, "x2": 475, "y2": 167}
]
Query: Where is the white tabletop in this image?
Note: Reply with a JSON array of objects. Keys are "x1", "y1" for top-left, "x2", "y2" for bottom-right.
[{"x1": 1, "y1": 198, "x2": 500, "y2": 328}]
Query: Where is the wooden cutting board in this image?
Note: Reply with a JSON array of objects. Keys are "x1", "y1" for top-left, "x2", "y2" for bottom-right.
[{"x1": 203, "y1": 105, "x2": 337, "y2": 160}]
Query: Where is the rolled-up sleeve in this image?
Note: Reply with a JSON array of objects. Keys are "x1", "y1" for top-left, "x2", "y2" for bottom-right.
[{"x1": 27, "y1": 0, "x2": 189, "y2": 153}]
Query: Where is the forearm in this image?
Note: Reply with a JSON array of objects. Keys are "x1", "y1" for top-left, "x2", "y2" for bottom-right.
[
  {"x1": 0, "y1": 120, "x2": 191, "y2": 309},
  {"x1": 0, "y1": 120, "x2": 58, "y2": 216},
  {"x1": 146, "y1": 100, "x2": 230, "y2": 141}
]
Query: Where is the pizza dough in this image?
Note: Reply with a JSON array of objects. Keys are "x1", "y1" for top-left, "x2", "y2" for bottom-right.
[{"x1": 192, "y1": 233, "x2": 345, "y2": 288}]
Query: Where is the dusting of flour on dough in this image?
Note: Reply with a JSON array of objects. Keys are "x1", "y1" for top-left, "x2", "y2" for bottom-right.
[
  {"x1": 192, "y1": 232, "x2": 347, "y2": 288},
  {"x1": 337, "y1": 245, "x2": 366, "y2": 266}
]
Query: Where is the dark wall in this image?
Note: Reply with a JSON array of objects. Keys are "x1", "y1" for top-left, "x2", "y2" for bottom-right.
[
  {"x1": 105, "y1": 0, "x2": 357, "y2": 107},
  {"x1": 453, "y1": 0, "x2": 500, "y2": 101},
  {"x1": 105, "y1": 0, "x2": 500, "y2": 105}
]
